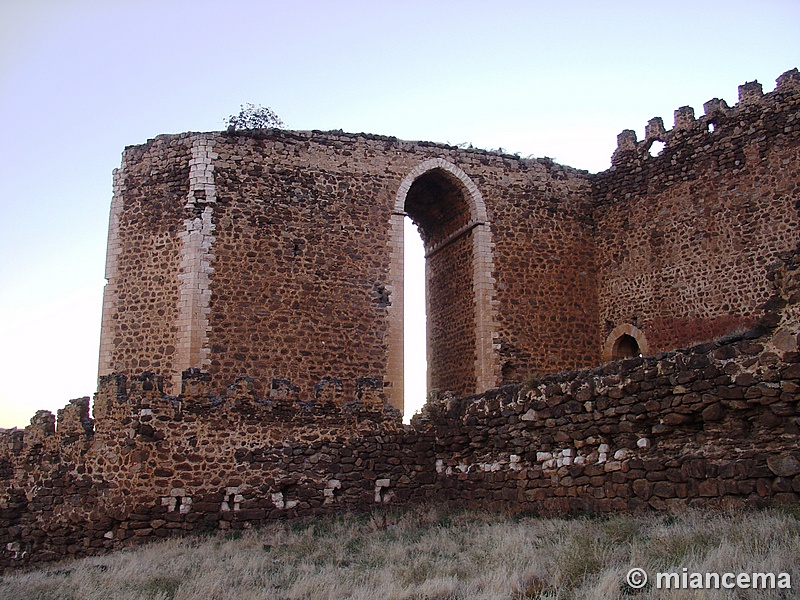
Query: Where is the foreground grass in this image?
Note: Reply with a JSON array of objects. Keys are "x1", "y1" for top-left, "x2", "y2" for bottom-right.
[{"x1": 2, "y1": 505, "x2": 800, "y2": 599}]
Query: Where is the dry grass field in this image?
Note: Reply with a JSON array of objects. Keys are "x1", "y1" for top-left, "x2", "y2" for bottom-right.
[{"x1": 2, "y1": 504, "x2": 799, "y2": 599}]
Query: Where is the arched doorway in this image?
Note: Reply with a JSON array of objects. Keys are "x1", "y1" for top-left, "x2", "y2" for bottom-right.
[
  {"x1": 602, "y1": 324, "x2": 648, "y2": 362},
  {"x1": 386, "y1": 159, "x2": 498, "y2": 413},
  {"x1": 612, "y1": 334, "x2": 640, "y2": 359}
]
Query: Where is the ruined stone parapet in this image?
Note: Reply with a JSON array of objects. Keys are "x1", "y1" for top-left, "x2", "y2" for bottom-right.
[
  {"x1": 2, "y1": 67, "x2": 799, "y2": 571},
  {"x1": 775, "y1": 67, "x2": 800, "y2": 92},
  {"x1": 609, "y1": 68, "x2": 799, "y2": 169},
  {"x1": 738, "y1": 80, "x2": 764, "y2": 105},
  {"x1": 702, "y1": 97, "x2": 727, "y2": 116},
  {"x1": 672, "y1": 105, "x2": 695, "y2": 131},
  {"x1": 1, "y1": 274, "x2": 799, "y2": 568},
  {"x1": 595, "y1": 68, "x2": 800, "y2": 358}
]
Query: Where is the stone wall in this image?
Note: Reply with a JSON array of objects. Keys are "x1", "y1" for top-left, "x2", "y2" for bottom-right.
[
  {"x1": 98, "y1": 70, "x2": 800, "y2": 407},
  {"x1": 5, "y1": 68, "x2": 800, "y2": 570},
  {"x1": 99, "y1": 129, "x2": 600, "y2": 408},
  {"x1": 98, "y1": 135, "x2": 191, "y2": 381},
  {"x1": 1, "y1": 244, "x2": 798, "y2": 570},
  {"x1": 425, "y1": 244, "x2": 800, "y2": 514},
  {"x1": 593, "y1": 68, "x2": 800, "y2": 357}
]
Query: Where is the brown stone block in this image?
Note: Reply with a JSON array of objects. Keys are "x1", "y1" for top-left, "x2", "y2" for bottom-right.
[
  {"x1": 234, "y1": 509, "x2": 265, "y2": 520},
  {"x1": 712, "y1": 345, "x2": 738, "y2": 361},
  {"x1": 681, "y1": 459, "x2": 707, "y2": 479},
  {"x1": 756, "y1": 479, "x2": 772, "y2": 497},
  {"x1": 767, "y1": 454, "x2": 800, "y2": 476},
  {"x1": 781, "y1": 364, "x2": 800, "y2": 379},
  {"x1": 611, "y1": 471, "x2": 628, "y2": 484},
  {"x1": 701, "y1": 403, "x2": 725, "y2": 422},
  {"x1": 769, "y1": 403, "x2": 797, "y2": 416},
  {"x1": 132, "y1": 528, "x2": 153, "y2": 537},
  {"x1": 698, "y1": 480, "x2": 718, "y2": 497},
  {"x1": 661, "y1": 413, "x2": 693, "y2": 425},
  {"x1": 772, "y1": 477, "x2": 793, "y2": 493},
  {"x1": 653, "y1": 482, "x2": 676, "y2": 498},
  {"x1": 414, "y1": 472, "x2": 436, "y2": 485},
  {"x1": 613, "y1": 483, "x2": 631, "y2": 498},
  {"x1": 774, "y1": 492, "x2": 800, "y2": 504},
  {"x1": 665, "y1": 468, "x2": 683, "y2": 483},
  {"x1": 718, "y1": 386, "x2": 744, "y2": 399},
  {"x1": 645, "y1": 470, "x2": 667, "y2": 482},
  {"x1": 632, "y1": 479, "x2": 652, "y2": 499}
]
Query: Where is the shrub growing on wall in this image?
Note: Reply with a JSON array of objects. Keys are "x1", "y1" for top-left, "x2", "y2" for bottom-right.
[{"x1": 225, "y1": 104, "x2": 284, "y2": 132}]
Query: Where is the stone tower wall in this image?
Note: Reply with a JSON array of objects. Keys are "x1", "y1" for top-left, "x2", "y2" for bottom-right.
[
  {"x1": 593, "y1": 69, "x2": 800, "y2": 357},
  {"x1": 100, "y1": 130, "x2": 600, "y2": 409},
  {"x1": 98, "y1": 135, "x2": 192, "y2": 381},
  {"x1": 1, "y1": 242, "x2": 798, "y2": 570}
]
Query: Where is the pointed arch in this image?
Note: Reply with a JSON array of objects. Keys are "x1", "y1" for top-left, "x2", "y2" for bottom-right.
[
  {"x1": 393, "y1": 158, "x2": 489, "y2": 221},
  {"x1": 386, "y1": 159, "x2": 498, "y2": 411},
  {"x1": 602, "y1": 324, "x2": 649, "y2": 362}
]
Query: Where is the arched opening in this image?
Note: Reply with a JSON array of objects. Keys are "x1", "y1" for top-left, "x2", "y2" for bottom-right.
[
  {"x1": 404, "y1": 216, "x2": 427, "y2": 419},
  {"x1": 612, "y1": 333, "x2": 640, "y2": 359},
  {"x1": 405, "y1": 168, "x2": 477, "y2": 398},
  {"x1": 385, "y1": 159, "x2": 498, "y2": 415},
  {"x1": 602, "y1": 324, "x2": 648, "y2": 362},
  {"x1": 647, "y1": 140, "x2": 666, "y2": 157}
]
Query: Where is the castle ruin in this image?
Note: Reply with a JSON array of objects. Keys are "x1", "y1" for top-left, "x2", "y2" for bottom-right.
[{"x1": 1, "y1": 69, "x2": 799, "y2": 568}]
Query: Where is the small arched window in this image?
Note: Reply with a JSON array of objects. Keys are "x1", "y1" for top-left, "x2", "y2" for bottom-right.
[
  {"x1": 612, "y1": 334, "x2": 640, "y2": 360},
  {"x1": 602, "y1": 324, "x2": 648, "y2": 363}
]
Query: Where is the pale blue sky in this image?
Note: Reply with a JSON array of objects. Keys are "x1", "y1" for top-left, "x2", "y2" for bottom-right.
[{"x1": 1, "y1": 0, "x2": 798, "y2": 427}]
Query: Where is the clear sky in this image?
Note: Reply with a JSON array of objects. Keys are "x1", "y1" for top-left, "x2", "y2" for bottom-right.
[{"x1": 0, "y1": 0, "x2": 798, "y2": 428}]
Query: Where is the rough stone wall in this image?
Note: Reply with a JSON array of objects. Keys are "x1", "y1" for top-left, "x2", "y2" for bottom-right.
[
  {"x1": 207, "y1": 132, "x2": 398, "y2": 405},
  {"x1": 489, "y1": 159, "x2": 597, "y2": 380},
  {"x1": 426, "y1": 246, "x2": 800, "y2": 514},
  {"x1": 99, "y1": 130, "x2": 601, "y2": 406},
  {"x1": 1, "y1": 244, "x2": 798, "y2": 570},
  {"x1": 426, "y1": 230, "x2": 476, "y2": 395},
  {"x1": 98, "y1": 134, "x2": 192, "y2": 379},
  {"x1": 10, "y1": 66, "x2": 799, "y2": 570},
  {"x1": 593, "y1": 69, "x2": 800, "y2": 356}
]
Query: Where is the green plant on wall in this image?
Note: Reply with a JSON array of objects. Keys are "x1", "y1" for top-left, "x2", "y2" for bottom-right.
[{"x1": 225, "y1": 103, "x2": 284, "y2": 132}]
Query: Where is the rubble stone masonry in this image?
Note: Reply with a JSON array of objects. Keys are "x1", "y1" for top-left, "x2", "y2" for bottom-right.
[
  {"x1": 1, "y1": 69, "x2": 799, "y2": 568},
  {"x1": 1, "y1": 242, "x2": 798, "y2": 569},
  {"x1": 594, "y1": 69, "x2": 800, "y2": 354}
]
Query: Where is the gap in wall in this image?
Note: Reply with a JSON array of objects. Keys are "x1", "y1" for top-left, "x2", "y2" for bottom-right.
[{"x1": 404, "y1": 216, "x2": 427, "y2": 422}]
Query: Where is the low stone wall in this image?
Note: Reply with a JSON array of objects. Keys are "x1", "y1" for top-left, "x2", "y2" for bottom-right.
[
  {"x1": 424, "y1": 245, "x2": 799, "y2": 514},
  {"x1": 1, "y1": 247, "x2": 798, "y2": 570}
]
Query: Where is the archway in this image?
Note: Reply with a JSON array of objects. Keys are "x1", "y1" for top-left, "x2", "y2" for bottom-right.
[
  {"x1": 612, "y1": 334, "x2": 640, "y2": 359},
  {"x1": 602, "y1": 324, "x2": 648, "y2": 362},
  {"x1": 386, "y1": 159, "x2": 498, "y2": 413}
]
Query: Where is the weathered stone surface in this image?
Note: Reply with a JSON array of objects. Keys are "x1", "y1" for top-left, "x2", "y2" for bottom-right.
[
  {"x1": 2, "y1": 70, "x2": 800, "y2": 571},
  {"x1": 767, "y1": 454, "x2": 800, "y2": 477}
]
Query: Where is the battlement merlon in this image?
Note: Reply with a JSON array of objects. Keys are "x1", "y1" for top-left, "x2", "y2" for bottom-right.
[
  {"x1": 673, "y1": 106, "x2": 695, "y2": 131},
  {"x1": 611, "y1": 67, "x2": 799, "y2": 166}
]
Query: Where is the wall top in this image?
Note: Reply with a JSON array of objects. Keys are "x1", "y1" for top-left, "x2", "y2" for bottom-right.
[{"x1": 611, "y1": 67, "x2": 799, "y2": 166}]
